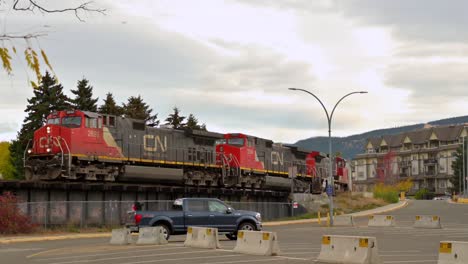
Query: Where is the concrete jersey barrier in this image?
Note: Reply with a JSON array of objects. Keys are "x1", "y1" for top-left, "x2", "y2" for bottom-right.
[
  {"x1": 184, "y1": 226, "x2": 221, "y2": 249},
  {"x1": 333, "y1": 215, "x2": 354, "y2": 227},
  {"x1": 136, "y1": 226, "x2": 168, "y2": 245},
  {"x1": 368, "y1": 215, "x2": 396, "y2": 227},
  {"x1": 414, "y1": 215, "x2": 442, "y2": 229},
  {"x1": 438, "y1": 241, "x2": 468, "y2": 264},
  {"x1": 233, "y1": 230, "x2": 280, "y2": 256},
  {"x1": 109, "y1": 228, "x2": 132, "y2": 245},
  {"x1": 317, "y1": 235, "x2": 382, "y2": 264}
]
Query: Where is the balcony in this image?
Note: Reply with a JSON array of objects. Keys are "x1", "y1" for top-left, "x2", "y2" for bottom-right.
[
  {"x1": 399, "y1": 161, "x2": 411, "y2": 167},
  {"x1": 424, "y1": 159, "x2": 438, "y2": 165}
]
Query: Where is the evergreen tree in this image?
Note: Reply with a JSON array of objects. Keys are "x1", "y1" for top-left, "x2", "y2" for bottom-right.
[
  {"x1": 185, "y1": 114, "x2": 199, "y2": 130},
  {"x1": 99, "y1": 92, "x2": 123, "y2": 115},
  {"x1": 70, "y1": 78, "x2": 98, "y2": 112},
  {"x1": 9, "y1": 72, "x2": 71, "y2": 178},
  {"x1": 451, "y1": 142, "x2": 466, "y2": 194},
  {"x1": 165, "y1": 107, "x2": 186, "y2": 129},
  {"x1": 122, "y1": 95, "x2": 159, "y2": 126},
  {"x1": 185, "y1": 114, "x2": 206, "y2": 131},
  {"x1": 185, "y1": 113, "x2": 207, "y2": 131}
]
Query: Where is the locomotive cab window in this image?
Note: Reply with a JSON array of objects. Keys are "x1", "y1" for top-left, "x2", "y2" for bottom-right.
[
  {"x1": 62, "y1": 116, "x2": 82, "y2": 128},
  {"x1": 47, "y1": 118, "x2": 60, "y2": 125},
  {"x1": 227, "y1": 138, "x2": 244, "y2": 146},
  {"x1": 215, "y1": 139, "x2": 227, "y2": 145}
]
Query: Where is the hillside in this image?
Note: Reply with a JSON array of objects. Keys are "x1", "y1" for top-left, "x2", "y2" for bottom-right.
[{"x1": 294, "y1": 116, "x2": 468, "y2": 160}]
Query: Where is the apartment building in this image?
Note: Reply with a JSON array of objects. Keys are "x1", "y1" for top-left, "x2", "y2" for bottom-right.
[{"x1": 352, "y1": 124, "x2": 467, "y2": 195}]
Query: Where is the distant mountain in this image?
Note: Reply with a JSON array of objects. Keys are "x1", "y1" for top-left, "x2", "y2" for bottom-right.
[{"x1": 294, "y1": 115, "x2": 468, "y2": 160}]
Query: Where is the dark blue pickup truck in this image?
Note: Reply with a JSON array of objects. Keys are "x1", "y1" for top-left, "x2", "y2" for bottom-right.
[{"x1": 127, "y1": 198, "x2": 262, "y2": 240}]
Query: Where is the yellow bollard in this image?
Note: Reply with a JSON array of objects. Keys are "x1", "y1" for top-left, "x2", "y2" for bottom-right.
[
  {"x1": 326, "y1": 212, "x2": 330, "y2": 227},
  {"x1": 317, "y1": 211, "x2": 321, "y2": 225},
  {"x1": 400, "y1": 192, "x2": 406, "y2": 200}
]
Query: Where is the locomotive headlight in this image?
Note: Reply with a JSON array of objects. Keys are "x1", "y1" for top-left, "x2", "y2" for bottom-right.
[
  {"x1": 46, "y1": 148, "x2": 51, "y2": 153},
  {"x1": 27, "y1": 149, "x2": 32, "y2": 154},
  {"x1": 255, "y1": 213, "x2": 262, "y2": 222},
  {"x1": 47, "y1": 127, "x2": 51, "y2": 134}
]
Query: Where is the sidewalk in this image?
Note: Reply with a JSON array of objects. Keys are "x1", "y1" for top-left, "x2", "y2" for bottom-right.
[
  {"x1": 0, "y1": 200, "x2": 408, "y2": 244},
  {"x1": 263, "y1": 199, "x2": 408, "y2": 226}
]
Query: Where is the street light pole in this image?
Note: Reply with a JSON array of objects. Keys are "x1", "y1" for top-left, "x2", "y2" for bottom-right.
[{"x1": 288, "y1": 88, "x2": 367, "y2": 226}]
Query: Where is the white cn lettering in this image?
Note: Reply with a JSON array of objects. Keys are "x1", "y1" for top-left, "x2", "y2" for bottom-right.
[
  {"x1": 143, "y1": 135, "x2": 167, "y2": 152},
  {"x1": 39, "y1": 137, "x2": 47, "y2": 148},
  {"x1": 271, "y1": 151, "x2": 284, "y2": 166}
]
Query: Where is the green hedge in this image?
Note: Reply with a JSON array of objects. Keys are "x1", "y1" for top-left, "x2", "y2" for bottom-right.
[{"x1": 414, "y1": 188, "x2": 435, "y2": 200}]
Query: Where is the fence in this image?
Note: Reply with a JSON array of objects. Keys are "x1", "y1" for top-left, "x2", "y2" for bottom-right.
[{"x1": 14, "y1": 200, "x2": 308, "y2": 229}]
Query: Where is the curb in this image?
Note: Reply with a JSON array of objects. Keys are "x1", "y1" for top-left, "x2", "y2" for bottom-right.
[
  {"x1": 263, "y1": 200, "x2": 409, "y2": 227},
  {"x1": 0, "y1": 233, "x2": 111, "y2": 244},
  {"x1": 448, "y1": 199, "x2": 468, "y2": 205}
]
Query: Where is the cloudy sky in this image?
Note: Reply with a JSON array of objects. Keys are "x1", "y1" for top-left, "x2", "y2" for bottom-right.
[{"x1": 1, "y1": 0, "x2": 468, "y2": 144}]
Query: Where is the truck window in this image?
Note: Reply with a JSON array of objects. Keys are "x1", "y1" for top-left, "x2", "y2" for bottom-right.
[
  {"x1": 208, "y1": 201, "x2": 227, "y2": 213},
  {"x1": 186, "y1": 200, "x2": 207, "y2": 212}
]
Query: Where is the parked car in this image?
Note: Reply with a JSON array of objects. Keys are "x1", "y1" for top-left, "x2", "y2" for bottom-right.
[
  {"x1": 433, "y1": 195, "x2": 450, "y2": 201},
  {"x1": 126, "y1": 198, "x2": 262, "y2": 240}
]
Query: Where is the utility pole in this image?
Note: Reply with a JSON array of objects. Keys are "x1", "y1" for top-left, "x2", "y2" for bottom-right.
[{"x1": 465, "y1": 137, "x2": 467, "y2": 195}]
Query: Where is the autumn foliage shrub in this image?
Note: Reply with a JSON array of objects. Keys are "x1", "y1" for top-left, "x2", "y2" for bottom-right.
[
  {"x1": 0, "y1": 192, "x2": 36, "y2": 234},
  {"x1": 373, "y1": 183, "x2": 399, "y2": 203}
]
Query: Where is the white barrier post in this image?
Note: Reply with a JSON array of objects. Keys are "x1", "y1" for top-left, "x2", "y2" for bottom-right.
[
  {"x1": 184, "y1": 226, "x2": 221, "y2": 249},
  {"x1": 233, "y1": 230, "x2": 280, "y2": 256},
  {"x1": 368, "y1": 215, "x2": 396, "y2": 227},
  {"x1": 136, "y1": 226, "x2": 168, "y2": 245},
  {"x1": 333, "y1": 215, "x2": 354, "y2": 227},
  {"x1": 414, "y1": 215, "x2": 442, "y2": 229},
  {"x1": 317, "y1": 235, "x2": 382, "y2": 264},
  {"x1": 438, "y1": 241, "x2": 468, "y2": 264},
  {"x1": 109, "y1": 228, "x2": 132, "y2": 245}
]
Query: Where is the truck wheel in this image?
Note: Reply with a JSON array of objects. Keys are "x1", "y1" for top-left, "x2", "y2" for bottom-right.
[
  {"x1": 154, "y1": 224, "x2": 171, "y2": 240},
  {"x1": 238, "y1": 222, "x2": 256, "y2": 231},
  {"x1": 225, "y1": 233, "x2": 237, "y2": 240}
]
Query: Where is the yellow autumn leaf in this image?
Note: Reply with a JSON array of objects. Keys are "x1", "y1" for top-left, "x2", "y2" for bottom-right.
[{"x1": 0, "y1": 48, "x2": 13, "y2": 75}]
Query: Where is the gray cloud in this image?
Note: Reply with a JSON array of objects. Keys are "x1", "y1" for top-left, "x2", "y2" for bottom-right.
[
  {"x1": 385, "y1": 62, "x2": 468, "y2": 102},
  {"x1": 336, "y1": 0, "x2": 468, "y2": 44},
  {"x1": 233, "y1": 0, "x2": 334, "y2": 13},
  {"x1": 395, "y1": 43, "x2": 468, "y2": 58},
  {"x1": 199, "y1": 42, "x2": 316, "y2": 93},
  {"x1": 0, "y1": 122, "x2": 18, "y2": 135}
]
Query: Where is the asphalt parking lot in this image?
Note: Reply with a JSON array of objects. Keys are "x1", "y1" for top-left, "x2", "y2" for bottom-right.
[{"x1": 2, "y1": 200, "x2": 468, "y2": 264}]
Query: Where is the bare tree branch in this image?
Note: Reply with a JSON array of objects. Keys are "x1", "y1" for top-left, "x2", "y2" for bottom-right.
[
  {"x1": 0, "y1": 32, "x2": 47, "y2": 40},
  {"x1": 12, "y1": 0, "x2": 106, "y2": 22}
]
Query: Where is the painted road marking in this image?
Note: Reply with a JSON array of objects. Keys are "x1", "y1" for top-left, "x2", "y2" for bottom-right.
[
  {"x1": 32, "y1": 245, "x2": 184, "y2": 261},
  {"x1": 43, "y1": 250, "x2": 221, "y2": 264},
  {"x1": 0, "y1": 247, "x2": 43, "y2": 253},
  {"x1": 384, "y1": 260, "x2": 437, "y2": 263},
  {"x1": 126, "y1": 254, "x2": 240, "y2": 264}
]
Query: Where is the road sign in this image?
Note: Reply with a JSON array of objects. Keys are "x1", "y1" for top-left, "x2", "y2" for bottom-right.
[
  {"x1": 293, "y1": 202, "x2": 298, "y2": 209},
  {"x1": 326, "y1": 185, "x2": 333, "y2": 196}
]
